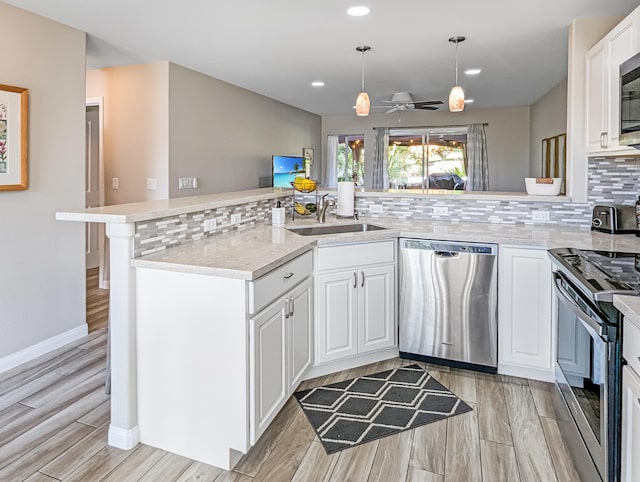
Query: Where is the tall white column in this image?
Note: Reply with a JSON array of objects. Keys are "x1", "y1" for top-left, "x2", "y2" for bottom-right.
[{"x1": 106, "y1": 222, "x2": 139, "y2": 449}]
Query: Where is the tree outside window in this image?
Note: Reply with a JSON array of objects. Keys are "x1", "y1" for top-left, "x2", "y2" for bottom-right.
[{"x1": 336, "y1": 135, "x2": 364, "y2": 185}]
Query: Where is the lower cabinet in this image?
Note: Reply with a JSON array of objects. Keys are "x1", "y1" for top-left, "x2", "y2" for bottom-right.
[
  {"x1": 250, "y1": 277, "x2": 312, "y2": 444},
  {"x1": 315, "y1": 241, "x2": 396, "y2": 366},
  {"x1": 498, "y1": 246, "x2": 553, "y2": 380},
  {"x1": 622, "y1": 365, "x2": 640, "y2": 482}
]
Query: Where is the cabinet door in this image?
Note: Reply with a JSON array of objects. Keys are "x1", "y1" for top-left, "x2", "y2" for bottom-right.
[
  {"x1": 249, "y1": 299, "x2": 287, "y2": 444},
  {"x1": 358, "y1": 265, "x2": 396, "y2": 354},
  {"x1": 607, "y1": 15, "x2": 638, "y2": 149},
  {"x1": 498, "y1": 247, "x2": 553, "y2": 373},
  {"x1": 288, "y1": 278, "x2": 313, "y2": 391},
  {"x1": 316, "y1": 270, "x2": 358, "y2": 364},
  {"x1": 585, "y1": 42, "x2": 608, "y2": 152},
  {"x1": 622, "y1": 366, "x2": 640, "y2": 482}
]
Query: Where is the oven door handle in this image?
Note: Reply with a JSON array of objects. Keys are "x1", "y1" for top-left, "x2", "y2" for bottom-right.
[{"x1": 553, "y1": 274, "x2": 607, "y2": 340}]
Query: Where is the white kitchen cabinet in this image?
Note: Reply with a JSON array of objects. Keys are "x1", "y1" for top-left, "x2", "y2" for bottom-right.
[
  {"x1": 622, "y1": 316, "x2": 640, "y2": 482},
  {"x1": 135, "y1": 250, "x2": 313, "y2": 470},
  {"x1": 250, "y1": 277, "x2": 312, "y2": 443},
  {"x1": 498, "y1": 246, "x2": 554, "y2": 381},
  {"x1": 315, "y1": 241, "x2": 396, "y2": 366},
  {"x1": 585, "y1": 9, "x2": 640, "y2": 154},
  {"x1": 622, "y1": 366, "x2": 640, "y2": 482}
]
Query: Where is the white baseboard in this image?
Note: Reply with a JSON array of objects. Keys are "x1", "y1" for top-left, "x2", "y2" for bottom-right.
[
  {"x1": 0, "y1": 324, "x2": 89, "y2": 375},
  {"x1": 498, "y1": 363, "x2": 555, "y2": 382},
  {"x1": 109, "y1": 424, "x2": 140, "y2": 450}
]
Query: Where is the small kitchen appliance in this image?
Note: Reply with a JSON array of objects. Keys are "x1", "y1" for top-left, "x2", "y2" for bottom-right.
[{"x1": 591, "y1": 205, "x2": 636, "y2": 234}]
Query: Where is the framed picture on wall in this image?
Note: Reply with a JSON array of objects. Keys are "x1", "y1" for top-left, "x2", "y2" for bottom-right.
[
  {"x1": 0, "y1": 84, "x2": 29, "y2": 191},
  {"x1": 303, "y1": 147, "x2": 314, "y2": 179}
]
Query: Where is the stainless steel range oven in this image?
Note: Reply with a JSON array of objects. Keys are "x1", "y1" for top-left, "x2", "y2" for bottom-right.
[{"x1": 549, "y1": 248, "x2": 638, "y2": 482}]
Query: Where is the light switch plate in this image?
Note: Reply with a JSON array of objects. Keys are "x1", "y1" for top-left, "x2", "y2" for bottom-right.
[
  {"x1": 179, "y1": 177, "x2": 198, "y2": 189},
  {"x1": 112, "y1": 177, "x2": 119, "y2": 189},
  {"x1": 146, "y1": 178, "x2": 157, "y2": 190},
  {"x1": 231, "y1": 213, "x2": 241, "y2": 225}
]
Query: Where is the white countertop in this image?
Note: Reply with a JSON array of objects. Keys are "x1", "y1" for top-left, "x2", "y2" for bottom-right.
[
  {"x1": 132, "y1": 217, "x2": 640, "y2": 280},
  {"x1": 614, "y1": 295, "x2": 640, "y2": 330},
  {"x1": 56, "y1": 187, "x2": 570, "y2": 224}
]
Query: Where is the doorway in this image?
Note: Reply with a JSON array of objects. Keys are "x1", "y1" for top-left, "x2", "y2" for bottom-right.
[{"x1": 85, "y1": 98, "x2": 108, "y2": 289}]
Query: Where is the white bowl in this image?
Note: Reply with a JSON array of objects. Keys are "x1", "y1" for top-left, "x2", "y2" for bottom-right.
[{"x1": 524, "y1": 178, "x2": 562, "y2": 196}]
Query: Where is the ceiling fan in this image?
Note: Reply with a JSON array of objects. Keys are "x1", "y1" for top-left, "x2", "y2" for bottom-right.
[{"x1": 375, "y1": 92, "x2": 443, "y2": 114}]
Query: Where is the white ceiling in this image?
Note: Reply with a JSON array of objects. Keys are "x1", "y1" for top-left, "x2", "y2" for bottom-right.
[{"x1": 4, "y1": 0, "x2": 640, "y2": 116}]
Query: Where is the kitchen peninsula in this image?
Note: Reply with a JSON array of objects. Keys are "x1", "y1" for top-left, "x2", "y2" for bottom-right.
[{"x1": 57, "y1": 186, "x2": 640, "y2": 470}]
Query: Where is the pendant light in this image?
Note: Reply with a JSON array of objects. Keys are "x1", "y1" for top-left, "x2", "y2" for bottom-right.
[
  {"x1": 448, "y1": 36, "x2": 466, "y2": 112},
  {"x1": 355, "y1": 46, "x2": 371, "y2": 116}
]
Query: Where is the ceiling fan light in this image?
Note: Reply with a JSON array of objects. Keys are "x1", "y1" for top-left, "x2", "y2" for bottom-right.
[
  {"x1": 449, "y1": 85, "x2": 465, "y2": 112},
  {"x1": 356, "y1": 91, "x2": 370, "y2": 116}
]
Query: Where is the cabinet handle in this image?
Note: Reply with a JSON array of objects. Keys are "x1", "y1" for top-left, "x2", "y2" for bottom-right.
[
  {"x1": 284, "y1": 299, "x2": 289, "y2": 318},
  {"x1": 289, "y1": 297, "x2": 294, "y2": 317},
  {"x1": 283, "y1": 272, "x2": 294, "y2": 280},
  {"x1": 353, "y1": 272, "x2": 357, "y2": 288},
  {"x1": 600, "y1": 132, "x2": 604, "y2": 148},
  {"x1": 360, "y1": 271, "x2": 365, "y2": 287}
]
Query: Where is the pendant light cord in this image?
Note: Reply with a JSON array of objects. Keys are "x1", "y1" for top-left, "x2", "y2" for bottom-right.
[
  {"x1": 454, "y1": 41, "x2": 459, "y2": 85},
  {"x1": 361, "y1": 50, "x2": 366, "y2": 92}
]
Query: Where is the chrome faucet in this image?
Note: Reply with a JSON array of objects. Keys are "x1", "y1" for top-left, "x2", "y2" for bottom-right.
[{"x1": 317, "y1": 194, "x2": 334, "y2": 224}]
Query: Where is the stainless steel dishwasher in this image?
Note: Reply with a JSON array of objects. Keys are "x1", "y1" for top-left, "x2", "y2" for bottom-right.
[{"x1": 399, "y1": 238, "x2": 498, "y2": 372}]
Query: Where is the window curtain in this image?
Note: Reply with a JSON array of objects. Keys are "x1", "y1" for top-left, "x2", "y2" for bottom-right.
[
  {"x1": 372, "y1": 127, "x2": 389, "y2": 189},
  {"x1": 323, "y1": 135, "x2": 338, "y2": 188},
  {"x1": 466, "y1": 123, "x2": 489, "y2": 191}
]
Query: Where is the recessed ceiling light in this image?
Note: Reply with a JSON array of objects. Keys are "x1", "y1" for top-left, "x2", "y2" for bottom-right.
[
  {"x1": 464, "y1": 98, "x2": 474, "y2": 103},
  {"x1": 347, "y1": 6, "x2": 370, "y2": 16},
  {"x1": 311, "y1": 81, "x2": 325, "y2": 87},
  {"x1": 464, "y1": 68, "x2": 482, "y2": 75}
]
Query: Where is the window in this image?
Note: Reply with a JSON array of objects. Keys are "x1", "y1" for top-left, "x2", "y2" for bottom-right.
[
  {"x1": 334, "y1": 134, "x2": 364, "y2": 185},
  {"x1": 387, "y1": 127, "x2": 467, "y2": 190}
]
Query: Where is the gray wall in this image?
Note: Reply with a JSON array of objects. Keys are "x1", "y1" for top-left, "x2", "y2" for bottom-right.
[
  {"x1": 530, "y1": 78, "x2": 568, "y2": 178},
  {"x1": 0, "y1": 3, "x2": 86, "y2": 358},
  {"x1": 321, "y1": 106, "x2": 530, "y2": 192},
  {"x1": 168, "y1": 63, "x2": 322, "y2": 197}
]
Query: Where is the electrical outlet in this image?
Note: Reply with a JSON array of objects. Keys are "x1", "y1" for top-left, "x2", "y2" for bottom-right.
[
  {"x1": 532, "y1": 210, "x2": 550, "y2": 221},
  {"x1": 231, "y1": 213, "x2": 241, "y2": 225},
  {"x1": 112, "y1": 177, "x2": 119, "y2": 189},
  {"x1": 433, "y1": 206, "x2": 449, "y2": 216},
  {"x1": 204, "y1": 219, "x2": 217, "y2": 232},
  {"x1": 369, "y1": 204, "x2": 384, "y2": 214},
  {"x1": 146, "y1": 178, "x2": 157, "y2": 190}
]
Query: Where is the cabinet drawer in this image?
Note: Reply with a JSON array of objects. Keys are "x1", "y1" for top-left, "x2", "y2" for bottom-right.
[
  {"x1": 317, "y1": 240, "x2": 395, "y2": 271},
  {"x1": 624, "y1": 317, "x2": 640, "y2": 376},
  {"x1": 249, "y1": 251, "x2": 312, "y2": 315}
]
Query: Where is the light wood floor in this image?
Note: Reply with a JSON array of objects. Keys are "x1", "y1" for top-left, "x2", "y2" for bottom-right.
[
  {"x1": 0, "y1": 273, "x2": 581, "y2": 481},
  {"x1": 86, "y1": 267, "x2": 109, "y2": 333}
]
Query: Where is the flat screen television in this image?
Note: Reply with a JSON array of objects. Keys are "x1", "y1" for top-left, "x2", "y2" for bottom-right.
[{"x1": 272, "y1": 155, "x2": 305, "y2": 188}]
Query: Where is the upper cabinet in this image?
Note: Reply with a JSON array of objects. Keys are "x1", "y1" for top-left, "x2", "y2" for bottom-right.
[{"x1": 585, "y1": 10, "x2": 640, "y2": 154}]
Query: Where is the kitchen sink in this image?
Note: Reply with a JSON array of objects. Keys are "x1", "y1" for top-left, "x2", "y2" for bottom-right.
[{"x1": 287, "y1": 223, "x2": 387, "y2": 236}]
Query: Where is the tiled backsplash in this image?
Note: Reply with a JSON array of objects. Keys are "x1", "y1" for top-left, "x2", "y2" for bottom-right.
[
  {"x1": 134, "y1": 197, "x2": 290, "y2": 257},
  {"x1": 133, "y1": 156, "x2": 640, "y2": 257}
]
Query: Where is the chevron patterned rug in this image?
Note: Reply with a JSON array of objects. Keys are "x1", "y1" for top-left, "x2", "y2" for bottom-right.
[{"x1": 295, "y1": 364, "x2": 472, "y2": 453}]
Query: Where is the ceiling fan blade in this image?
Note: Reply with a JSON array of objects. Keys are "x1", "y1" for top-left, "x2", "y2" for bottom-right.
[
  {"x1": 414, "y1": 105, "x2": 440, "y2": 110},
  {"x1": 413, "y1": 100, "x2": 444, "y2": 107},
  {"x1": 386, "y1": 106, "x2": 400, "y2": 114}
]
